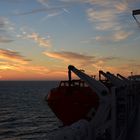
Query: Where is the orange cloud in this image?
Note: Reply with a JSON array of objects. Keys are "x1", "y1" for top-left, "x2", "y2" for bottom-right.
[
  {"x1": 0, "y1": 71, "x2": 46, "y2": 81},
  {"x1": 0, "y1": 63, "x2": 66, "y2": 80},
  {"x1": 0, "y1": 49, "x2": 30, "y2": 64},
  {"x1": 44, "y1": 51, "x2": 118, "y2": 63},
  {"x1": 0, "y1": 62, "x2": 18, "y2": 71},
  {"x1": 0, "y1": 48, "x2": 51, "y2": 79},
  {"x1": 44, "y1": 51, "x2": 95, "y2": 66},
  {"x1": 0, "y1": 61, "x2": 51, "y2": 80},
  {"x1": 0, "y1": 61, "x2": 49, "y2": 74},
  {"x1": 20, "y1": 65, "x2": 50, "y2": 74}
]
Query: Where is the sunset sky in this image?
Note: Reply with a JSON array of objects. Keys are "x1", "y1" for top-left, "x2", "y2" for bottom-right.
[{"x1": 0, "y1": 0, "x2": 140, "y2": 80}]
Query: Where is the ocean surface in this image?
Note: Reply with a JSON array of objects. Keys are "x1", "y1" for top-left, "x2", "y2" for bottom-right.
[{"x1": 0, "y1": 81, "x2": 60, "y2": 140}]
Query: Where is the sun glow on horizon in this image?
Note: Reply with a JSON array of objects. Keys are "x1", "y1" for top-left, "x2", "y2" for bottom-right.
[{"x1": 0, "y1": 0, "x2": 139, "y2": 80}]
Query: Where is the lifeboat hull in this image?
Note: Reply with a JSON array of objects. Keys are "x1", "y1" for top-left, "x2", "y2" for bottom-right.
[{"x1": 47, "y1": 86, "x2": 99, "y2": 126}]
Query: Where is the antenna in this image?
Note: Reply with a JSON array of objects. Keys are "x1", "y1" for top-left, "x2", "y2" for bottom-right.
[{"x1": 132, "y1": 9, "x2": 140, "y2": 27}]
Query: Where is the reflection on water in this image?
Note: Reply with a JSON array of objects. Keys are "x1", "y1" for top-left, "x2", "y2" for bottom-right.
[{"x1": 0, "y1": 81, "x2": 60, "y2": 140}]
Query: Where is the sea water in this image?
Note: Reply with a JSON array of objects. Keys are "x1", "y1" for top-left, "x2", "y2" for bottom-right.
[{"x1": 0, "y1": 81, "x2": 60, "y2": 140}]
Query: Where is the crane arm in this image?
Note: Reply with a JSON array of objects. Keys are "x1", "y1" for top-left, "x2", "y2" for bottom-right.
[
  {"x1": 99, "y1": 70, "x2": 125, "y2": 87},
  {"x1": 68, "y1": 65, "x2": 109, "y2": 98},
  {"x1": 117, "y1": 73, "x2": 130, "y2": 83}
]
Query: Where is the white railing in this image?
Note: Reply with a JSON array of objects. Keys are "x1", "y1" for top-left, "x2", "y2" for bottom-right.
[{"x1": 48, "y1": 80, "x2": 138, "y2": 140}]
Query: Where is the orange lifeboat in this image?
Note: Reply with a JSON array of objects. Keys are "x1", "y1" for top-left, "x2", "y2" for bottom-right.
[{"x1": 47, "y1": 79, "x2": 99, "y2": 126}]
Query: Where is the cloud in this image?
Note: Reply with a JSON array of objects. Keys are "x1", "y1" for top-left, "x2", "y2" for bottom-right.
[
  {"x1": 0, "y1": 17, "x2": 14, "y2": 43},
  {"x1": 17, "y1": 28, "x2": 52, "y2": 48},
  {"x1": 44, "y1": 51, "x2": 94, "y2": 60},
  {"x1": 91, "y1": 63, "x2": 134, "y2": 77},
  {"x1": 15, "y1": 64, "x2": 50, "y2": 74},
  {"x1": 0, "y1": 61, "x2": 17, "y2": 70},
  {"x1": 0, "y1": 20, "x2": 6, "y2": 29},
  {"x1": 25, "y1": 65, "x2": 49, "y2": 74},
  {"x1": 0, "y1": 47, "x2": 50, "y2": 76},
  {"x1": 102, "y1": 56, "x2": 118, "y2": 61},
  {"x1": 93, "y1": 30, "x2": 133, "y2": 43},
  {"x1": 0, "y1": 49, "x2": 30, "y2": 64},
  {"x1": 0, "y1": 36, "x2": 13, "y2": 43},
  {"x1": 131, "y1": 63, "x2": 140, "y2": 68},
  {"x1": 43, "y1": 51, "x2": 119, "y2": 68},
  {"x1": 15, "y1": 0, "x2": 71, "y2": 19},
  {"x1": 91, "y1": 58, "x2": 140, "y2": 77},
  {"x1": 0, "y1": 61, "x2": 50, "y2": 75},
  {"x1": 44, "y1": 51, "x2": 137, "y2": 76},
  {"x1": 60, "y1": 0, "x2": 128, "y2": 13},
  {"x1": 15, "y1": 4, "x2": 69, "y2": 17},
  {"x1": 37, "y1": 0, "x2": 49, "y2": 7},
  {"x1": 60, "y1": 0, "x2": 134, "y2": 42},
  {"x1": 104, "y1": 63, "x2": 140, "y2": 76},
  {"x1": 91, "y1": 56, "x2": 119, "y2": 70},
  {"x1": 16, "y1": 7, "x2": 60, "y2": 16},
  {"x1": 44, "y1": 51, "x2": 95, "y2": 65},
  {"x1": 43, "y1": 50, "x2": 135, "y2": 77},
  {"x1": 113, "y1": 30, "x2": 133, "y2": 41},
  {"x1": 44, "y1": 51, "x2": 97, "y2": 67},
  {"x1": 83, "y1": 30, "x2": 133, "y2": 44},
  {"x1": 86, "y1": 5, "x2": 127, "y2": 31},
  {"x1": 85, "y1": 0, "x2": 137, "y2": 42},
  {"x1": 26, "y1": 32, "x2": 52, "y2": 48},
  {"x1": 3, "y1": 0, "x2": 24, "y2": 3},
  {"x1": 114, "y1": 2, "x2": 128, "y2": 12},
  {"x1": 0, "y1": 17, "x2": 15, "y2": 31}
]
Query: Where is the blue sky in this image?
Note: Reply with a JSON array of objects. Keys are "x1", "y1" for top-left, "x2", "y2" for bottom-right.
[{"x1": 0, "y1": 0, "x2": 140, "y2": 80}]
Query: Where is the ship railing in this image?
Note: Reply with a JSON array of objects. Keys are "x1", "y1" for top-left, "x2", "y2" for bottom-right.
[
  {"x1": 94, "y1": 78, "x2": 138, "y2": 140},
  {"x1": 110, "y1": 84, "x2": 137, "y2": 140},
  {"x1": 59, "y1": 80, "x2": 88, "y2": 87},
  {"x1": 48, "y1": 84, "x2": 137, "y2": 140},
  {"x1": 48, "y1": 69, "x2": 138, "y2": 140}
]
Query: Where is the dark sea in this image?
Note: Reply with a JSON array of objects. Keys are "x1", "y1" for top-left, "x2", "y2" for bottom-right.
[{"x1": 0, "y1": 81, "x2": 60, "y2": 140}]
